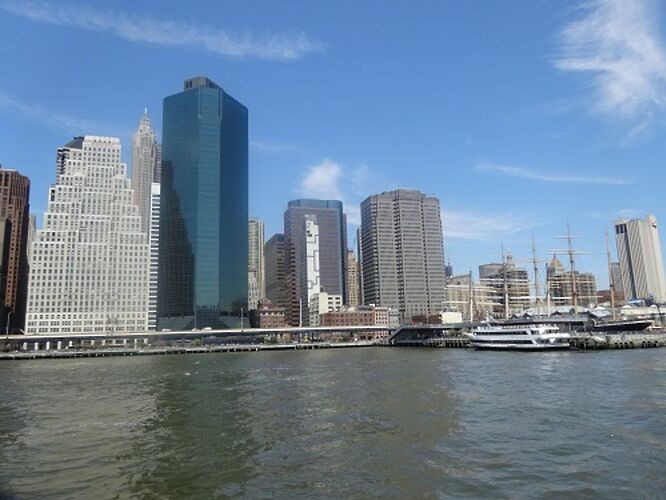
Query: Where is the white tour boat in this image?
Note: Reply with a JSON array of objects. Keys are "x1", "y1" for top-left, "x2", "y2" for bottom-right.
[{"x1": 465, "y1": 324, "x2": 570, "y2": 351}]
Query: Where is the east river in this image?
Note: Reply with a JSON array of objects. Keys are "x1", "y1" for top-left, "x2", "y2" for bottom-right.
[{"x1": 1, "y1": 348, "x2": 665, "y2": 498}]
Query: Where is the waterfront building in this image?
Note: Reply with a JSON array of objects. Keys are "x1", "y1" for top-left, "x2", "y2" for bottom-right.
[
  {"x1": 309, "y1": 291, "x2": 342, "y2": 326},
  {"x1": 0, "y1": 168, "x2": 30, "y2": 331},
  {"x1": 248, "y1": 218, "x2": 265, "y2": 310},
  {"x1": 346, "y1": 249, "x2": 360, "y2": 307},
  {"x1": 359, "y1": 189, "x2": 446, "y2": 322},
  {"x1": 130, "y1": 109, "x2": 161, "y2": 235},
  {"x1": 148, "y1": 183, "x2": 161, "y2": 331},
  {"x1": 610, "y1": 262, "x2": 624, "y2": 297},
  {"x1": 478, "y1": 255, "x2": 530, "y2": 317},
  {"x1": 615, "y1": 215, "x2": 666, "y2": 303},
  {"x1": 444, "y1": 273, "x2": 494, "y2": 321},
  {"x1": 248, "y1": 300, "x2": 287, "y2": 328},
  {"x1": 26, "y1": 136, "x2": 149, "y2": 334},
  {"x1": 265, "y1": 233, "x2": 287, "y2": 310},
  {"x1": 319, "y1": 304, "x2": 394, "y2": 327},
  {"x1": 546, "y1": 256, "x2": 598, "y2": 308},
  {"x1": 284, "y1": 199, "x2": 347, "y2": 326},
  {"x1": 159, "y1": 76, "x2": 248, "y2": 329}
]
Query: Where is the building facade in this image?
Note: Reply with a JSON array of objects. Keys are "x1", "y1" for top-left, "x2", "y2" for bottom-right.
[
  {"x1": 248, "y1": 217, "x2": 265, "y2": 310},
  {"x1": 546, "y1": 256, "x2": 598, "y2": 308},
  {"x1": 359, "y1": 189, "x2": 446, "y2": 322},
  {"x1": 284, "y1": 199, "x2": 347, "y2": 326},
  {"x1": 478, "y1": 256, "x2": 530, "y2": 317},
  {"x1": 159, "y1": 76, "x2": 248, "y2": 329},
  {"x1": 131, "y1": 109, "x2": 161, "y2": 235},
  {"x1": 615, "y1": 215, "x2": 666, "y2": 303},
  {"x1": 265, "y1": 233, "x2": 287, "y2": 310},
  {"x1": 0, "y1": 168, "x2": 30, "y2": 331},
  {"x1": 26, "y1": 136, "x2": 149, "y2": 334},
  {"x1": 309, "y1": 291, "x2": 342, "y2": 326},
  {"x1": 346, "y1": 249, "x2": 360, "y2": 307},
  {"x1": 148, "y1": 183, "x2": 161, "y2": 330}
]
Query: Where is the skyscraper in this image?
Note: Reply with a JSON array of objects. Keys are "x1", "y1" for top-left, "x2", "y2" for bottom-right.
[
  {"x1": 284, "y1": 199, "x2": 347, "y2": 325},
  {"x1": 131, "y1": 109, "x2": 161, "y2": 235},
  {"x1": 265, "y1": 233, "x2": 287, "y2": 310},
  {"x1": 360, "y1": 189, "x2": 446, "y2": 322},
  {"x1": 159, "y1": 76, "x2": 248, "y2": 329},
  {"x1": 148, "y1": 183, "x2": 161, "y2": 331},
  {"x1": 615, "y1": 215, "x2": 666, "y2": 303},
  {"x1": 303, "y1": 216, "x2": 322, "y2": 313},
  {"x1": 26, "y1": 136, "x2": 149, "y2": 334},
  {"x1": 0, "y1": 168, "x2": 30, "y2": 331},
  {"x1": 248, "y1": 217, "x2": 265, "y2": 310},
  {"x1": 346, "y1": 249, "x2": 360, "y2": 308}
]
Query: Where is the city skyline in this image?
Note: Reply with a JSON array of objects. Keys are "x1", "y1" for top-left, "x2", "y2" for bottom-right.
[{"x1": 2, "y1": 0, "x2": 666, "y2": 287}]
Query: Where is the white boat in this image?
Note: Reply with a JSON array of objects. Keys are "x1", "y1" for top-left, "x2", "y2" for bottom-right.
[{"x1": 465, "y1": 324, "x2": 570, "y2": 351}]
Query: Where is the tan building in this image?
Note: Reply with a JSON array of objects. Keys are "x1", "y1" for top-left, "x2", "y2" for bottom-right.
[{"x1": 346, "y1": 249, "x2": 360, "y2": 307}]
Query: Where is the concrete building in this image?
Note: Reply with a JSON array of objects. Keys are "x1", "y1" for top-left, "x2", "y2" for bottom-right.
[
  {"x1": 0, "y1": 168, "x2": 30, "y2": 331},
  {"x1": 479, "y1": 255, "x2": 530, "y2": 317},
  {"x1": 309, "y1": 291, "x2": 342, "y2": 326},
  {"x1": 159, "y1": 76, "x2": 248, "y2": 329},
  {"x1": 131, "y1": 109, "x2": 161, "y2": 236},
  {"x1": 444, "y1": 273, "x2": 494, "y2": 321},
  {"x1": 248, "y1": 217, "x2": 265, "y2": 310},
  {"x1": 249, "y1": 301, "x2": 287, "y2": 328},
  {"x1": 284, "y1": 199, "x2": 347, "y2": 326},
  {"x1": 615, "y1": 215, "x2": 666, "y2": 303},
  {"x1": 148, "y1": 183, "x2": 161, "y2": 330},
  {"x1": 610, "y1": 261, "x2": 624, "y2": 297},
  {"x1": 0, "y1": 220, "x2": 11, "y2": 328},
  {"x1": 26, "y1": 136, "x2": 149, "y2": 335},
  {"x1": 360, "y1": 189, "x2": 446, "y2": 323},
  {"x1": 265, "y1": 233, "x2": 287, "y2": 310},
  {"x1": 26, "y1": 214, "x2": 36, "y2": 266},
  {"x1": 346, "y1": 249, "x2": 360, "y2": 307}
]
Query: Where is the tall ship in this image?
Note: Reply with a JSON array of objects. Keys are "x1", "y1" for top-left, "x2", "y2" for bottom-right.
[{"x1": 465, "y1": 324, "x2": 570, "y2": 351}]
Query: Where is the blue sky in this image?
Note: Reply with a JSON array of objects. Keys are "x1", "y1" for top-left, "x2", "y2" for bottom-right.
[{"x1": 2, "y1": 0, "x2": 666, "y2": 287}]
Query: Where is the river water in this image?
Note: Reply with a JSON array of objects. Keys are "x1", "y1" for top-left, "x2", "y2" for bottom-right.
[{"x1": 1, "y1": 348, "x2": 665, "y2": 499}]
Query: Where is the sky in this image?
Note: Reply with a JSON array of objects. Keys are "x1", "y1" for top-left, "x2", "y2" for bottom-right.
[{"x1": 2, "y1": 0, "x2": 666, "y2": 288}]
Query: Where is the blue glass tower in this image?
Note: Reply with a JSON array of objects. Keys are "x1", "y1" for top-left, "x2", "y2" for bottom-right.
[{"x1": 158, "y1": 76, "x2": 248, "y2": 329}]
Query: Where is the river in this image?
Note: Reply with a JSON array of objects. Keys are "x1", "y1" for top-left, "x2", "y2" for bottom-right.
[{"x1": 1, "y1": 348, "x2": 665, "y2": 498}]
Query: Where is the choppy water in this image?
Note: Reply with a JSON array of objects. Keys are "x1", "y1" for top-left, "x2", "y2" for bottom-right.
[{"x1": 1, "y1": 348, "x2": 665, "y2": 499}]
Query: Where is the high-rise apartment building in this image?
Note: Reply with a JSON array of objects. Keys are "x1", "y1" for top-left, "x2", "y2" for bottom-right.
[
  {"x1": 360, "y1": 189, "x2": 446, "y2": 322},
  {"x1": 615, "y1": 215, "x2": 666, "y2": 303},
  {"x1": 265, "y1": 233, "x2": 287, "y2": 310},
  {"x1": 248, "y1": 218, "x2": 265, "y2": 310},
  {"x1": 26, "y1": 136, "x2": 149, "y2": 334},
  {"x1": 346, "y1": 249, "x2": 360, "y2": 307},
  {"x1": 131, "y1": 109, "x2": 161, "y2": 235},
  {"x1": 0, "y1": 168, "x2": 30, "y2": 331},
  {"x1": 159, "y1": 76, "x2": 248, "y2": 329},
  {"x1": 148, "y1": 183, "x2": 161, "y2": 330},
  {"x1": 284, "y1": 199, "x2": 347, "y2": 326}
]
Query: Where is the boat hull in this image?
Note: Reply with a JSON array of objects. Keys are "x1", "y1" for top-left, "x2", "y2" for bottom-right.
[{"x1": 470, "y1": 342, "x2": 570, "y2": 351}]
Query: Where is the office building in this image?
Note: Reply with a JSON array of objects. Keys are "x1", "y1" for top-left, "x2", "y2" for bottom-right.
[
  {"x1": 478, "y1": 255, "x2": 530, "y2": 317},
  {"x1": 26, "y1": 136, "x2": 149, "y2": 334},
  {"x1": 615, "y1": 215, "x2": 666, "y2": 303},
  {"x1": 284, "y1": 199, "x2": 347, "y2": 325},
  {"x1": 360, "y1": 189, "x2": 446, "y2": 322},
  {"x1": 0, "y1": 168, "x2": 30, "y2": 331},
  {"x1": 26, "y1": 214, "x2": 36, "y2": 266},
  {"x1": 346, "y1": 249, "x2": 360, "y2": 307},
  {"x1": 159, "y1": 76, "x2": 248, "y2": 329},
  {"x1": 265, "y1": 233, "x2": 287, "y2": 310},
  {"x1": 131, "y1": 109, "x2": 161, "y2": 235},
  {"x1": 248, "y1": 218, "x2": 265, "y2": 310},
  {"x1": 546, "y1": 256, "x2": 598, "y2": 308},
  {"x1": 148, "y1": 183, "x2": 161, "y2": 330},
  {"x1": 309, "y1": 291, "x2": 342, "y2": 326}
]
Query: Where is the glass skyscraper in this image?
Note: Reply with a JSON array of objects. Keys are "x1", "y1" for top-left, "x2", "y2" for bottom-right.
[{"x1": 159, "y1": 76, "x2": 248, "y2": 329}]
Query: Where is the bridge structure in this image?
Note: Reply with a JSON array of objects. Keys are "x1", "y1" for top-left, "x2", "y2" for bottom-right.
[{"x1": 0, "y1": 325, "x2": 390, "y2": 354}]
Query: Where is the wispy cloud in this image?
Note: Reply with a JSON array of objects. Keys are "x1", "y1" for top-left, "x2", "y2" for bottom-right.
[
  {"x1": 0, "y1": 91, "x2": 127, "y2": 136},
  {"x1": 250, "y1": 140, "x2": 302, "y2": 154},
  {"x1": 297, "y1": 159, "x2": 399, "y2": 226},
  {"x1": 475, "y1": 162, "x2": 631, "y2": 185},
  {"x1": 553, "y1": 0, "x2": 666, "y2": 124},
  {"x1": 1, "y1": 0, "x2": 324, "y2": 62},
  {"x1": 442, "y1": 209, "x2": 538, "y2": 241}
]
